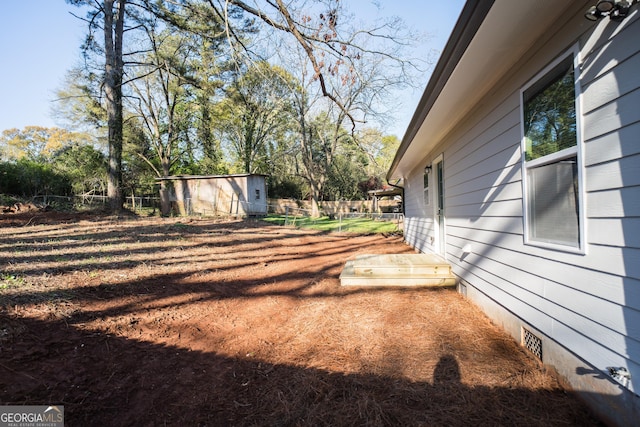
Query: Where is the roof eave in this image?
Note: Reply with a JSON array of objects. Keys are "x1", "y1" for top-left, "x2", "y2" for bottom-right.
[{"x1": 386, "y1": 0, "x2": 494, "y2": 182}]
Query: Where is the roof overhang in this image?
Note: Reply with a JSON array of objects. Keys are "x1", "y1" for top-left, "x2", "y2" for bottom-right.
[
  {"x1": 387, "y1": 0, "x2": 578, "y2": 181},
  {"x1": 368, "y1": 187, "x2": 403, "y2": 198}
]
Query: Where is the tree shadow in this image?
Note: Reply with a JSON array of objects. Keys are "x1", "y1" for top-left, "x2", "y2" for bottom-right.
[
  {"x1": 0, "y1": 216, "x2": 606, "y2": 425},
  {"x1": 0, "y1": 316, "x2": 603, "y2": 426},
  {"x1": 1, "y1": 218, "x2": 387, "y2": 279}
]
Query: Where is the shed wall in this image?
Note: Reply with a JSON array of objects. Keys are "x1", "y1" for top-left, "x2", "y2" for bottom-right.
[{"x1": 167, "y1": 175, "x2": 267, "y2": 216}]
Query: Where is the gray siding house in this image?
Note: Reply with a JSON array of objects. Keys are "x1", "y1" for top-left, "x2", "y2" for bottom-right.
[{"x1": 387, "y1": 1, "x2": 639, "y2": 425}]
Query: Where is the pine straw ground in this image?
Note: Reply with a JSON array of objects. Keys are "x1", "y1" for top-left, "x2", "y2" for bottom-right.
[{"x1": 0, "y1": 213, "x2": 602, "y2": 426}]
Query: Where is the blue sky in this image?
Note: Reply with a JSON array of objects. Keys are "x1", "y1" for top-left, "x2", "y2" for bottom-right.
[
  {"x1": 0, "y1": 0, "x2": 464, "y2": 138},
  {"x1": 0, "y1": 1, "x2": 87, "y2": 133}
]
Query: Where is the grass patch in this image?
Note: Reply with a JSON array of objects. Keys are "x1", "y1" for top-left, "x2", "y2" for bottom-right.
[
  {"x1": 262, "y1": 215, "x2": 401, "y2": 234},
  {"x1": 0, "y1": 274, "x2": 26, "y2": 289}
]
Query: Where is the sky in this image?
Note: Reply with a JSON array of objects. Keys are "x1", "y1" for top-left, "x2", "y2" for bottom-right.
[{"x1": 0, "y1": 0, "x2": 465, "y2": 139}]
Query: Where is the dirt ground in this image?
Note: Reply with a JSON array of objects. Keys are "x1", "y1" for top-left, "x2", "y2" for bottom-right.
[{"x1": 0, "y1": 212, "x2": 603, "y2": 426}]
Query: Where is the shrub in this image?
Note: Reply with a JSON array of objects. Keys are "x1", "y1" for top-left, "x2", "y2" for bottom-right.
[{"x1": 0, "y1": 159, "x2": 72, "y2": 197}]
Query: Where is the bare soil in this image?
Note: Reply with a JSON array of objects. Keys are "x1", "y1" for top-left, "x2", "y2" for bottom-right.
[{"x1": 0, "y1": 212, "x2": 602, "y2": 426}]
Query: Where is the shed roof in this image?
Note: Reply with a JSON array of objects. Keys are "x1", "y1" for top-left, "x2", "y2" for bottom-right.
[{"x1": 156, "y1": 173, "x2": 268, "y2": 181}]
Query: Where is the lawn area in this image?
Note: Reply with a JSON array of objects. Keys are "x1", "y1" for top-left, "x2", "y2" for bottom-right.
[
  {"x1": 262, "y1": 214, "x2": 402, "y2": 234},
  {"x1": 0, "y1": 212, "x2": 601, "y2": 426}
]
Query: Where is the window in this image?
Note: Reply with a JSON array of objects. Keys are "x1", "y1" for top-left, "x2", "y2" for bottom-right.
[
  {"x1": 423, "y1": 169, "x2": 430, "y2": 206},
  {"x1": 255, "y1": 189, "x2": 261, "y2": 200},
  {"x1": 521, "y1": 49, "x2": 583, "y2": 251}
]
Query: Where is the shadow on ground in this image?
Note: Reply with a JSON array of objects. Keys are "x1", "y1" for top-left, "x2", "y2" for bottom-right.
[
  {"x1": 1, "y1": 315, "x2": 602, "y2": 426},
  {"x1": 0, "y1": 216, "x2": 604, "y2": 426}
]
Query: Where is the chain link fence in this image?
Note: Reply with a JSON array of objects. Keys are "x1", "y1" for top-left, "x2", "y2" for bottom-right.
[{"x1": 267, "y1": 204, "x2": 404, "y2": 232}]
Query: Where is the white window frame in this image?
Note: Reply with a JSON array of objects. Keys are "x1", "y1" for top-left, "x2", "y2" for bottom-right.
[{"x1": 520, "y1": 44, "x2": 586, "y2": 254}]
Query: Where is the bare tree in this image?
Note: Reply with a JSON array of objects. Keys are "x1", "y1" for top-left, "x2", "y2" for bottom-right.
[
  {"x1": 160, "y1": 0, "x2": 421, "y2": 130},
  {"x1": 68, "y1": 0, "x2": 423, "y2": 213},
  {"x1": 125, "y1": 29, "x2": 199, "y2": 214},
  {"x1": 242, "y1": 1, "x2": 416, "y2": 123},
  {"x1": 279, "y1": 29, "x2": 409, "y2": 215}
]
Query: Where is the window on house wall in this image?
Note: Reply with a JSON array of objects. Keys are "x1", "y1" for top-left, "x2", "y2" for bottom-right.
[
  {"x1": 423, "y1": 170, "x2": 430, "y2": 206},
  {"x1": 255, "y1": 189, "x2": 261, "y2": 200},
  {"x1": 521, "y1": 48, "x2": 583, "y2": 251}
]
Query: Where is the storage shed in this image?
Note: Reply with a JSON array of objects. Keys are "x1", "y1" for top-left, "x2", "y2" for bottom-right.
[{"x1": 156, "y1": 174, "x2": 267, "y2": 216}]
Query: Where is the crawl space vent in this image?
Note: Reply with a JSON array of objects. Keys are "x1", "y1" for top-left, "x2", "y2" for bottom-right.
[{"x1": 522, "y1": 327, "x2": 542, "y2": 361}]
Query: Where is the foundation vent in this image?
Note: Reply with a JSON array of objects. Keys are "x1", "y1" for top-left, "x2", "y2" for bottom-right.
[{"x1": 522, "y1": 327, "x2": 543, "y2": 361}]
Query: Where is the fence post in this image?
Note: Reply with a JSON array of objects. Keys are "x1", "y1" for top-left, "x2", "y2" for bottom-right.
[
  {"x1": 285, "y1": 206, "x2": 289, "y2": 226},
  {"x1": 339, "y1": 213, "x2": 342, "y2": 232}
]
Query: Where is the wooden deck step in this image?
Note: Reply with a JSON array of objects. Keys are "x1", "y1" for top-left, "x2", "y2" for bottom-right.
[{"x1": 340, "y1": 254, "x2": 457, "y2": 287}]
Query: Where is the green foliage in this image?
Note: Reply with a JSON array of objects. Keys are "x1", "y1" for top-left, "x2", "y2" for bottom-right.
[
  {"x1": 50, "y1": 144, "x2": 108, "y2": 195},
  {"x1": 377, "y1": 135, "x2": 401, "y2": 174},
  {"x1": 325, "y1": 153, "x2": 369, "y2": 200},
  {"x1": 217, "y1": 62, "x2": 298, "y2": 174},
  {"x1": 268, "y1": 175, "x2": 306, "y2": 199},
  {"x1": 0, "y1": 273, "x2": 26, "y2": 290},
  {"x1": 0, "y1": 126, "x2": 94, "y2": 162},
  {"x1": 53, "y1": 67, "x2": 108, "y2": 134},
  {"x1": 524, "y1": 60, "x2": 577, "y2": 161},
  {"x1": 121, "y1": 118, "x2": 159, "y2": 195},
  {"x1": 0, "y1": 126, "x2": 102, "y2": 199},
  {"x1": 50, "y1": 1, "x2": 409, "y2": 204},
  {"x1": 0, "y1": 194, "x2": 19, "y2": 206},
  {"x1": 0, "y1": 159, "x2": 72, "y2": 197}
]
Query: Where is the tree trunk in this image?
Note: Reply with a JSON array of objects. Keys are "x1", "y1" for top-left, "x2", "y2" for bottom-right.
[
  {"x1": 309, "y1": 181, "x2": 321, "y2": 218},
  {"x1": 104, "y1": 0, "x2": 126, "y2": 214},
  {"x1": 159, "y1": 180, "x2": 172, "y2": 216},
  {"x1": 302, "y1": 149, "x2": 323, "y2": 218}
]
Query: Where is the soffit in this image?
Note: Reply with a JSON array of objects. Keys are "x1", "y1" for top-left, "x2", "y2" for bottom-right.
[{"x1": 389, "y1": 0, "x2": 576, "y2": 180}]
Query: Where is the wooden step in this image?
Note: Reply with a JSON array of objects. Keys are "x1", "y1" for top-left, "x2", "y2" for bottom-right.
[
  {"x1": 352, "y1": 253, "x2": 452, "y2": 276},
  {"x1": 340, "y1": 254, "x2": 457, "y2": 287}
]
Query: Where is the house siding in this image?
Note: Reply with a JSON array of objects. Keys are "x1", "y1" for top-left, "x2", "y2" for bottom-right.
[
  {"x1": 404, "y1": 172, "x2": 435, "y2": 253},
  {"x1": 403, "y1": 4, "x2": 639, "y2": 423}
]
